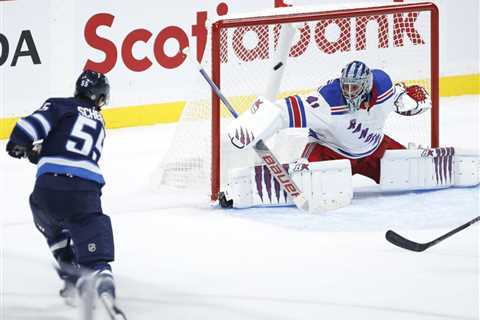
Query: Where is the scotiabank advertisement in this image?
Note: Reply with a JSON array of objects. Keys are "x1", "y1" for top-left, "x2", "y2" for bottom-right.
[
  {"x1": 0, "y1": 0, "x2": 478, "y2": 121},
  {"x1": 1, "y1": 0, "x2": 266, "y2": 116}
]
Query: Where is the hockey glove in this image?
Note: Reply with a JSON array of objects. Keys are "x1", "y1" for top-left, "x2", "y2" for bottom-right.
[
  {"x1": 28, "y1": 143, "x2": 42, "y2": 164},
  {"x1": 394, "y1": 83, "x2": 432, "y2": 116},
  {"x1": 6, "y1": 140, "x2": 32, "y2": 159}
]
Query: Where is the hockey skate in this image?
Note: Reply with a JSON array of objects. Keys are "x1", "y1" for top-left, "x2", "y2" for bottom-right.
[
  {"x1": 76, "y1": 269, "x2": 127, "y2": 320},
  {"x1": 55, "y1": 262, "x2": 80, "y2": 307},
  {"x1": 59, "y1": 278, "x2": 77, "y2": 307},
  {"x1": 218, "y1": 191, "x2": 233, "y2": 208}
]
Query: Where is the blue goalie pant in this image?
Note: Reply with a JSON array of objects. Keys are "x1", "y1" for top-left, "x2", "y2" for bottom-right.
[{"x1": 29, "y1": 174, "x2": 115, "y2": 268}]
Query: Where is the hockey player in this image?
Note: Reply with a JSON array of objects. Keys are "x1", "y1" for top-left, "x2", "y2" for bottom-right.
[
  {"x1": 5, "y1": 70, "x2": 122, "y2": 313},
  {"x1": 220, "y1": 60, "x2": 479, "y2": 212}
]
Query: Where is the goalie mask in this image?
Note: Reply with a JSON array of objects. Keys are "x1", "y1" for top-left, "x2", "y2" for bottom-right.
[{"x1": 340, "y1": 60, "x2": 373, "y2": 112}]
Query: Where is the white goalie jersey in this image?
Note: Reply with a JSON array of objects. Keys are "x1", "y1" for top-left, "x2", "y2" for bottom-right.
[
  {"x1": 225, "y1": 69, "x2": 430, "y2": 157},
  {"x1": 275, "y1": 69, "x2": 417, "y2": 159}
]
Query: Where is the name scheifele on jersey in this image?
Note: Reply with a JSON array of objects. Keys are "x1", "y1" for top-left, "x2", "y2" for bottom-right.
[{"x1": 10, "y1": 97, "x2": 106, "y2": 185}]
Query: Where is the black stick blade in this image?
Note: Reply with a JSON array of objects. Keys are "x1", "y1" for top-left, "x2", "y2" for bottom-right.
[
  {"x1": 273, "y1": 62, "x2": 283, "y2": 71},
  {"x1": 386, "y1": 217, "x2": 480, "y2": 253},
  {"x1": 385, "y1": 230, "x2": 429, "y2": 252}
]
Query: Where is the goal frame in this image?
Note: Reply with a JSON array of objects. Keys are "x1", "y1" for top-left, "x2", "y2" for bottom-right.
[{"x1": 210, "y1": 2, "x2": 439, "y2": 200}]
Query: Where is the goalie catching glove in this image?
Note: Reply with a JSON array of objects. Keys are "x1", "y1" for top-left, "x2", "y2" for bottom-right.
[{"x1": 394, "y1": 83, "x2": 431, "y2": 116}]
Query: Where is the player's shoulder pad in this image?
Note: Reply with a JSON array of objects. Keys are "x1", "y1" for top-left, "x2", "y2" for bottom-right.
[
  {"x1": 45, "y1": 97, "x2": 79, "y2": 107},
  {"x1": 318, "y1": 78, "x2": 345, "y2": 107},
  {"x1": 40, "y1": 97, "x2": 81, "y2": 113},
  {"x1": 371, "y1": 69, "x2": 393, "y2": 97}
]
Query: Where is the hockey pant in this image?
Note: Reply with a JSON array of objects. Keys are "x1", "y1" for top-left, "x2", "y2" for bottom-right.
[
  {"x1": 29, "y1": 174, "x2": 114, "y2": 270},
  {"x1": 303, "y1": 134, "x2": 405, "y2": 184}
]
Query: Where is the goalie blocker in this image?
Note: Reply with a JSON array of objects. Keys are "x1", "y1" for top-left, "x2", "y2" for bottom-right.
[{"x1": 220, "y1": 147, "x2": 479, "y2": 211}]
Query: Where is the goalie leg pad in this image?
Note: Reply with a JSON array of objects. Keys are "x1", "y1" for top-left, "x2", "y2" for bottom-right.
[
  {"x1": 453, "y1": 150, "x2": 480, "y2": 186},
  {"x1": 222, "y1": 166, "x2": 254, "y2": 209},
  {"x1": 222, "y1": 160, "x2": 353, "y2": 212},
  {"x1": 380, "y1": 147, "x2": 479, "y2": 191},
  {"x1": 297, "y1": 160, "x2": 353, "y2": 213}
]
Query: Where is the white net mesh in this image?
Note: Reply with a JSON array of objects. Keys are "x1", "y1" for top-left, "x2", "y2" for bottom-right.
[{"x1": 157, "y1": 3, "x2": 437, "y2": 199}]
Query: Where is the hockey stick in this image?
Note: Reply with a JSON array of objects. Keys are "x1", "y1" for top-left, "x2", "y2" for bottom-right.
[
  {"x1": 184, "y1": 45, "x2": 308, "y2": 211},
  {"x1": 386, "y1": 216, "x2": 480, "y2": 252},
  {"x1": 100, "y1": 293, "x2": 128, "y2": 320},
  {"x1": 264, "y1": 23, "x2": 296, "y2": 101}
]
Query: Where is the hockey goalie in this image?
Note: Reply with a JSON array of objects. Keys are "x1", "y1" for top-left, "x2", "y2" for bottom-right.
[{"x1": 219, "y1": 60, "x2": 479, "y2": 213}]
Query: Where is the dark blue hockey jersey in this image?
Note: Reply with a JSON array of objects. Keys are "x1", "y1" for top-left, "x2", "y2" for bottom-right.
[{"x1": 9, "y1": 97, "x2": 106, "y2": 185}]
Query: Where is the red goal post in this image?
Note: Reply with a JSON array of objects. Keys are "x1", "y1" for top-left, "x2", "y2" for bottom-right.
[{"x1": 157, "y1": 2, "x2": 439, "y2": 202}]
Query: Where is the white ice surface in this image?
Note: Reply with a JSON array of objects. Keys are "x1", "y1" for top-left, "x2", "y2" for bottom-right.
[{"x1": 1, "y1": 95, "x2": 479, "y2": 320}]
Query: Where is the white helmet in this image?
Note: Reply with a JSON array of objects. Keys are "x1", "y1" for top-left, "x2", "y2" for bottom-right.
[{"x1": 340, "y1": 60, "x2": 373, "y2": 111}]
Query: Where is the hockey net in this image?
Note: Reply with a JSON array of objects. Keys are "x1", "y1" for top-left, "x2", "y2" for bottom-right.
[{"x1": 156, "y1": 2, "x2": 439, "y2": 201}]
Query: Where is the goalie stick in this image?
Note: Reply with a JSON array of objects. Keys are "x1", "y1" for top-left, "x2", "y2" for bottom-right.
[
  {"x1": 183, "y1": 36, "x2": 309, "y2": 211},
  {"x1": 386, "y1": 216, "x2": 480, "y2": 252}
]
